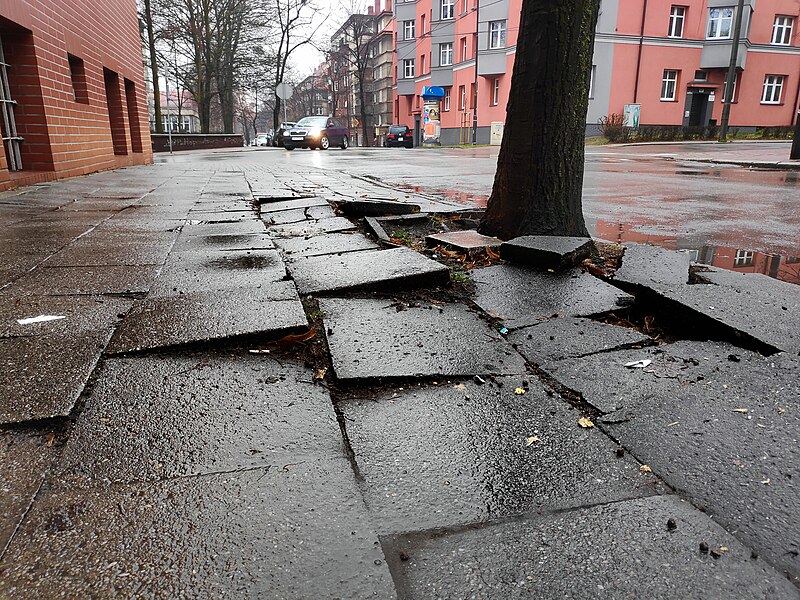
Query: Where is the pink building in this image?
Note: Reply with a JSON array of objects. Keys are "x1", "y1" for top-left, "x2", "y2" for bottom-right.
[{"x1": 393, "y1": 0, "x2": 800, "y2": 143}]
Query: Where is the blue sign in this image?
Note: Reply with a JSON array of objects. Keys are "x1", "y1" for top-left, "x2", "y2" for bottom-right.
[{"x1": 421, "y1": 86, "x2": 445, "y2": 100}]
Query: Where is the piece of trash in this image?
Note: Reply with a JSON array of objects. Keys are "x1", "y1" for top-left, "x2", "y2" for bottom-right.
[
  {"x1": 578, "y1": 417, "x2": 594, "y2": 428},
  {"x1": 624, "y1": 359, "x2": 652, "y2": 369},
  {"x1": 710, "y1": 549, "x2": 721, "y2": 559},
  {"x1": 473, "y1": 375, "x2": 485, "y2": 385},
  {"x1": 499, "y1": 327, "x2": 509, "y2": 335},
  {"x1": 733, "y1": 408, "x2": 749, "y2": 414},
  {"x1": 699, "y1": 541, "x2": 709, "y2": 554},
  {"x1": 640, "y1": 465, "x2": 652, "y2": 473},
  {"x1": 720, "y1": 547, "x2": 729, "y2": 552},
  {"x1": 514, "y1": 387, "x2": 526, "y2": 395},
  {"x1": 761, "y1": 478, "x2": 771, "y2": 485},
  {"x1": 248, "y1": 349, "x2": 270, "y2": 354},
  {"x1": 778, "y1": 408, "x2": 786, "y2": 414},
  {"x1": 16, "y1": 315, "x2": 65, "y2": 325},
  {"x1": 454, "y1": 383, "x2": 466, "y2": 390},
  {"x1": 525, "y1": 436, "x2": 540, "y2": 446}
]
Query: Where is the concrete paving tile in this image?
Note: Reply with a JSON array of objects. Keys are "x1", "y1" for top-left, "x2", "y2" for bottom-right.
[
  {"x1": 171, "y1": 233, "x2": 275, "y2": 252},
  {"x1": 471, "y1": 265, "x2": 633, "y2": 329},
  {"x1": 508, "y1": 317, "x2": 653, "y2": 364},
  {"x1": 500, "y1": 235, "x2": 595, "y2": 270},
  {"x1": 384, "y1": 495, "x2": 798, "y2": 600},
  {"x1": 180, "y1": 220, "x2": 266, "y2": 237},
  {"x1": 0, "y1": 428, "x2": 57, "y2": 552},
  {"x1": 290, "y1": 247, "x2": 449, "y2": 295},
  {"x1": 186, "y1": 210, "x2": 254, "y2": 223},
  {"x1": 149, "y1": 249, "x2": 288, "y2": 297},
  {"x1": 258, "y1": 197, "x2": 329, "y2": 213},
  {"x1": 0, "y1": 331, "x2": 110, "y2": 424},
  {"x1": 53, "y1": 353, "x2": 340, "y2": 485},
  {"x1": 426, "y1": 230, "x2": 502, "y2": 254},
  {"x1": 0, "y1": 295, "x2": 132, "y2": 338},
  {"x1": 341, "y1": 377, "x2": 663, "y2": 534},
  {"x1": 2, "y1": 265, "x2": 160, "y2": 297},
  {"x1": 268, "y1": 217, "x2": 357, "y2": 238},
  {"x1": 614, "y1": 243, "x2": 692, "y2": 288},
  {"x1": 333, "y1": 198, "x2": 421, "y2": 217},
  {"x1": 106, "y1": 287, "x2": 306, "y2": 353},
  {"x1": 0, "y1": 462, "x2": 395, "y2": 599},
  {"x1": 262, "y1": 208, "x2": 311, "y2": 225},
  {"x1": 320, "y1": 299, "x2": 526, "y2": 380},
  {"x1": 276, "y1": 232, "x2": 379, "y2": 260},
  {"x1": 46, "y1": 237, "x2": 176, "y2": 267}
]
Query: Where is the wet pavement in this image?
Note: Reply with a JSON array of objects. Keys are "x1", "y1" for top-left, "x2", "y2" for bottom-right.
[{"x1": 1, "y1": 147, "x2": 799, "y2": 597}]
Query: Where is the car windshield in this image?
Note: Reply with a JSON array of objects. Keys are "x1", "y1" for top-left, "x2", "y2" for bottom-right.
[{"x1": 296, "y1": 117, "x2": 327, "y2": 127}]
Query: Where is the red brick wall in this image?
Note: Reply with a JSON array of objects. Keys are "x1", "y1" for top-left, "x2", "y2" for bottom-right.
[{"x1": 0, "y1": 0, "x2": 152, "y2": 191}]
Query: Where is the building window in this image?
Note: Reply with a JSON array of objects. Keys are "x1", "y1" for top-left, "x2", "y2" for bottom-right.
[
  {"x1": 661, "y1": 70, "x2": 678, "y2": 101},
  {"x1": 403, "y1": 20, "x2": 415, "y2": 40},
  {"x1": 723, "y1": 74, "x2": 738, "y2": 102},
  {"x1": 444, "y1": 87, "x2": 451, "y2": 111},
  {"x1": 707, "y1": 7, "x2": 734, "y2": 39},
  {"x1": 491, "y1": 78, "x2": 500, "y2": 105},
  {"x1": 403, "y1": 59, "x2": 416, "y2": 79},
  {"x1": 734, "y1": 250, "x2": 754, "y2": 267},
  {"x1": 460, "y1": 37, "x2": 468, "y2": 61},
  {"x1": 440, "y1": 42, "x2": 453, "y2": 66},
  {"x1": 589, "y1": 65, "x2": 596, "y2": 98},
  {"x1": 489, "y1": 20, "x2": 507, "y2": 48},
  {"x1": 669, "y1": 6, "x2": 686, "y2": 38},
  {"x1": 68, "y1": 54, "x2": 89, "y2": 104},
  {"x1": 441, "y1": 0, "x2": 455, "y2": 20},
  {"x1": 459, "y1": 85, "x2": 466, "y2": 110},
  {"x1": 771, "y1": 16, "x2": 794, "y2": 45},
  {"x1": 421, "y1": 14, "x2": 426, "y2": 34},
  {"x1": 420, "y1": 53, "x2": 426, "y2": 74},
  {"x1": 694, "y1": 70, "x2": 707, "y2": 81},
  {"x1": 761, "y1": 75, "x2": 784, "y2": 104}
]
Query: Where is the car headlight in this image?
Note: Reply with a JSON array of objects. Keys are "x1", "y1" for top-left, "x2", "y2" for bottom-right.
[{"x1": 307, "y1": 128, "x2": 322, "y2": 137}]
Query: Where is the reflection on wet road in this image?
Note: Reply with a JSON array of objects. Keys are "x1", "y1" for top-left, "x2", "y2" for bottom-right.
[{"x1": 160, "y1": 142, "x2": 800, "y2": 284}]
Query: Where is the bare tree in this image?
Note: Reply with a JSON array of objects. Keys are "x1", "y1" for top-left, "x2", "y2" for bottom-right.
[
  {"x1": 479, "y1": 0, "x2": 600, "y2": 239},
  {"x1": 139, "y1": 0, "x2": 164, "y2": 133}
]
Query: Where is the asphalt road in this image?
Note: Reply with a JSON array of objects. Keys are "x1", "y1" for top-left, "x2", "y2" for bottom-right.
[{"x1": 184, "y1": 141, "x2": 799, "y2": 283}]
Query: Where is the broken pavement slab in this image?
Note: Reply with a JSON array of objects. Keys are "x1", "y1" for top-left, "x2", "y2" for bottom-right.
[
  {"x1": 500, "y1": 235, "x2": 595, "y2": 270},
  {"x1": 268, "y1": 217, "x2": 357, "y2": 238},
  {"x1": 180, "y1": 219, "x2": 266, "y2": 237},
  {"x1": 425, "y1": 230, "x2": 501, "y2": 255},
  {"x1": 471, "y1": 265, "x2": 633, "y2": 329},
  {"x1": 320, "y1": 298, "x2": 526, "y2": 380},
  {"x1": 274, "y1": 232, "x2": 379, "y2": 260},
  {"x1": 170, "y1": 233, "x2": 275, "y2": 252},
  {"x1": 384, "y1": 494, "x2": 798, "y2": 600},
  {"x1": 341, "y1": 377, "x2": 663, "y2": 534},
  {"x1": 257, "y1": 196, "x2": 329, "y2": 214},
  {"x1": 509, "y1": 317, "x2": 654, "y2": 364},
  {"x1": 288, "y1": 247, "x2": 449, "y2": 295},
  {"x1": 106, "y1": 287, "x2": 307, "y2": 354},
  {"x1": 333, "y1": 198, "x2": 421, "y2": 217},
  {"x1": 1, "y1": 463, "x2": 396, "y2": 599},
  {"x1": 614, "y1": 243, "x2": 692, "y2": 288}
]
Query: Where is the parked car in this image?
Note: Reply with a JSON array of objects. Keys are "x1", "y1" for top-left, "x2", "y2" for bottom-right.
[
  {"x1": 253, "y1": 133, "x2": 270, "y2": 147},
  {"x1": 385, "y1": 125, "x2": 413, "y2": 148},
  {"x1": 284, "y1": 116, "x2": 349, "y2": 151},
  {"x1": 272, "y1": 123, "x2": 295, "y2": 147}
]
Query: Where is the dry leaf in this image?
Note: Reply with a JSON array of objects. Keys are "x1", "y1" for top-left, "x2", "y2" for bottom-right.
[
  {"x1": 526, "y1": 436, "x2": 540, "y2": 446},
  {"x1": 640, "y1": 465, "x2": 653, "y2": 473},
  {"x1": 578, "y1": 417, "x2": 594, "y2": 428},
  {"x1": 313, "y1": 368, "x2": 327, "y2": 381},
  {"x1": 276, "y1": 327, "x2": 317, "y2": 346},
  {"x1": 514, "y1": 387, "x2": 526, "y2": 395},
  {"x1": 733, "y1": 408, "x2": 749, "y2": 414},
  {"x1": 454, "y1": 383, "x2": 466, "y2": 390}
]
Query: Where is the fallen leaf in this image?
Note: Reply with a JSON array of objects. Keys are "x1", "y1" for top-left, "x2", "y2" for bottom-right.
[
  {"x1": 514, "y1": 387, "x2": 526, "y2": 395},
  {"x1": 313, "y1": 368, "x2": 327, "y2": 381},
  {"x1": 733, "y1": 408, "x2": 749, "y2": 414},
  {"x1": 526, "y1": 436, "x2": 540, "y2": 446},
  {"x1": 486, "y1": 247, "x2": 501, "y2": 260},
  {"x1": 720, "y1": 546, "x2": 729, "y2": 552},
  {"x1": 276, "y1": 327, "x2": 317, "y2": 346},
  {"x1": 578, "y1": 417, "x2": 594, "y2": 428},
  {"x1": 640, "y1": 465, "x2": 653, "y2": 473},
  {"x1": 778, "y1": 408, "x2": 785, "y2": 414}
]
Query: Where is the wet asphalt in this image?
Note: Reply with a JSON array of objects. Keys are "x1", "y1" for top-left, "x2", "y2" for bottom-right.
[{"x1": 0, "y1": 145, "x2": 798, "y2": 598}]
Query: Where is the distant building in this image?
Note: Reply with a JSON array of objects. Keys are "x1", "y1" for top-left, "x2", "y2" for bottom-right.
[
  {"x1": 393, "y1": 0, "x2": 800, "y2": 144},
  {"x1": 0, "y1": 0, "x2": 152, "y2": 191}
]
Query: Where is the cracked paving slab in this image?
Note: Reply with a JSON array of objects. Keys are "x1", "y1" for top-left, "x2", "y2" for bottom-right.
[
  {"x1": 0, "y1": 295, "x2": 132, "y2": 339},
  {"x1": 471, "y1": 265, "x2": 633, "y2": 330},
  {"x1": 321, "y1": 298, "x2": 527, "y2": 380},
  {"x1": 1, "y1": 265, "x2": 161, "y2": 297},
  {"x1": 0, "y1": 462, "x2": 396, "y2": 599},
  {"x1": 275, "y1": 232, "x2": 379, "y2": 260},
  {"x1": 268, "y1": 217, "x2": 357, "y2": 238},
  {"x1": 341, "y1": 376, "x2": 664, "y2": 535},
  {"x1": 383, "y1": 495, "x2": 799, "y2": 600}
]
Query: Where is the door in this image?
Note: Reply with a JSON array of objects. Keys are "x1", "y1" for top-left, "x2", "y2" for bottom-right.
[{"x1": 688, "y1": 92, "x2": 709, "y2": 127}]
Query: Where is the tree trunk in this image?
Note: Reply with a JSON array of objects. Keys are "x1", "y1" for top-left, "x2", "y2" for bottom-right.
[
  {"x1": 273, "y1": 96, "x2": 282, "y2": 128},
  {"x1": 359, "y1": 83, "x2": 369, "y2": 147},
  {"x1": 478, "y1": 0, "x2": 600, "y2": 240},
  {"x1": 791, "y1": 112, "x2": 800, "y2": 160},
  {"x1": 143, "y1": 0, "x2": 163, "y2": 133}
]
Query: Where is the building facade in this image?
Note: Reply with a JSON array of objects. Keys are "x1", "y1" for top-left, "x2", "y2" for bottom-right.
[
  {"x1": 393, "y1": 0, "x2": 800, "y2": 144},
  {"x1": 0, "y1": 0, "x2": 151, "y2": 191}
]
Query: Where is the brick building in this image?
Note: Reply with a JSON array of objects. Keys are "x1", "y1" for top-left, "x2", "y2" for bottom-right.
[
  {"x1": 393, "y1": 0, "x2": 800, "y2": 144},
  {"x1": 0, "y1": 0, "x2": 151, "y2": 191}
]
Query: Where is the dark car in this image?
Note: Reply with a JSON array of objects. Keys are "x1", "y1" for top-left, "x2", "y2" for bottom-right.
[
  {"x1": 272, "y1": 123, "x2": 295, "y2": 147},
  {"x1": 284, "y1": 116, "x2": 349, "y2": 151},
  {"x1": 385, "y1": 125, "x2": 413, "y2": 148}
]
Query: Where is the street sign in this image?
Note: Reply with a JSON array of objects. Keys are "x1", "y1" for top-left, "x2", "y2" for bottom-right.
[{"x1": 276, "y1": 82, "x2": 294, "y2": 100}]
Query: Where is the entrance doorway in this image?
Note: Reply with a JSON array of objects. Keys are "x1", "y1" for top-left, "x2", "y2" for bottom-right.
[{"x1": 688, "y1": 92, "x2": 709, "y2": 127}]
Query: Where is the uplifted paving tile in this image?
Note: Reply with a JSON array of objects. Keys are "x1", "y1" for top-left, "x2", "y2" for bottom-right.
[
  {"x1": 614, "y1": 243, "x2": 692, "y2": 288},
  {"x1": 500, "y1": 235, "x2": 594, "y2": 270},
  {"x1": 1, "y1": 464, "x2": 395, "y2": 599},
  {"x1": 289, "y1": 247, "x2": 448, "y2": 294},
  {"x1": 384, "y1": 495, "x2": 797, "y2": 600},
  {"x1": 275, "y1": 232, "x2": 379, "y2": 260},
  {"x1": 321, "y1": 298, "x2": 526, "y2": 380},
  {"x1": 269, "y1": 217, "x2": 357, "y2": 238},
  {"x1": 341, "y1": 377, "x2": 662, "y2": 534},
  {"x1": 258, "y1": 197, "x2": 328, "y2": 213},
  {"x1": 471, "y1": 265, "x2": 633, "y2": 329}
]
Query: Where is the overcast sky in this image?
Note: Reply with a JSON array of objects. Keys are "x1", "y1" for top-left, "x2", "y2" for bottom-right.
[{"x1": 288, "y1": 1, "x2": 350, "y2": 79}]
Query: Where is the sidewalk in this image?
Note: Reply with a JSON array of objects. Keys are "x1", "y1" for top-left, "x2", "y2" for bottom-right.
[{"x1": 1, "y1": 154, "x2": 798, "y2": 598}]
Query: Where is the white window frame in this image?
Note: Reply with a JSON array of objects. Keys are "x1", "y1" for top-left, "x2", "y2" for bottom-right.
[
  {"x1": 489, "y1": 20, "x2": 507, "y2": 49},
  {"x1": 723, "y1": 74, "x2": 738, "y2": 102},
  {"x1": 661, "y1": 69, "x2": 678, "y2": 101},
  {"x1": 669, "y1": 6, "x2": 686, "y2": 38},
  {"x1": 459, "y1": 85, "x2": 466, "y2": 110},
  {"x1": 491, "y1": 78, "x2": 500, "y2": 105},
  {"x1": 443, "y1": 87, "x2": 451, "y2": 111},
  {"x1": 461, "y1": 37, "x2": 468, "y2": 61},
  {"x1": 761, "y1": 74, "x2": 784, "y2": 104},
  {"x1": 707, "y1": 7, "x2": 734, "y2": 39},
  {"x1": 441, "y1": 0, "x2": 455, "y2": 20},
  {"x1": 440, "y1": 42, "x2": 453, "y2": 66},
  {"x1": 734, "y1": 250, "x2": 754, "y2": 267},
  {"x1": 403, "y1": 59, "x2": 416, "y2": 79},
  {"x1": 771, "y1": 15, "x2": 794, "y2": 45},
  {"x1": 403, "y1": 20, "x2": 415, "y2": 40}
]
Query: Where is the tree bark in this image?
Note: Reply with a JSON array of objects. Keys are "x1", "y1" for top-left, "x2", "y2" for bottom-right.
[{"x1": 478, "y1": 0, "x2": 600, "y2": 240}]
